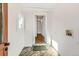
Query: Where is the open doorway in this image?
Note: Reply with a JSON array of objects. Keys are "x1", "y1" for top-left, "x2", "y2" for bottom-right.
[{"x1": 35, "y1": 15, "x2": 45, "y2": 44}]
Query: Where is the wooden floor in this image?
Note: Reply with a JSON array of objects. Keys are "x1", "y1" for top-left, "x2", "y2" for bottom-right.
[{"x1": 19, "y1": 47, "x2": 58, "y2": 56}]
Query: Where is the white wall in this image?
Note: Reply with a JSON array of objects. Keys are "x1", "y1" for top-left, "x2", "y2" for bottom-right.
[
  {"x1": 8, "y1": 4, "x2": 24, "y2": 56},
  {"x1": 47, "y1": 4, "x2": 79, "y2": 56},
  {"x1": 23, "y1": 11, "x2": 34, "y2": 47}
]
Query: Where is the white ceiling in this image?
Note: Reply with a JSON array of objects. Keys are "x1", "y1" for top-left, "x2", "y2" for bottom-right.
[
  {"x1": 16, "y1": 3, "x2": 57, "y2": 10},
  {"x1": 11, "y1": 3, "x2": 79, "y2": 12},
  {"x1": 10, "y1": 3, "x2": 79, "y2": 11}
]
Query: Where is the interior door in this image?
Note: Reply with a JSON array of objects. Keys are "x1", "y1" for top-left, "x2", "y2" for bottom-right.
[{"x1": 0, "y1": 3, "x2": 9, "y2": 56}]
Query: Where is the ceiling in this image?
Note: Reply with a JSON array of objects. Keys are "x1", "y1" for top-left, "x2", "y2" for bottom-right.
[
  {"x1": 16, "y1": 3, "x2": 57, "y2": 10},
  {"x1": 10, "y1": 3, "x2": 79, "y2": 12}
]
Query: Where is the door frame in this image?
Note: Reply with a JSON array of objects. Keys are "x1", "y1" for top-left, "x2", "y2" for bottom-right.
[
  {"x1": 2, "y1": 3, "x2": 8, "y2": 56},
  {"x1": 2, "y1": 3, "x2": 8, "y2": 43},
  {"x1": 34, "y1": 14, "x2": 47, "y2": 44}
]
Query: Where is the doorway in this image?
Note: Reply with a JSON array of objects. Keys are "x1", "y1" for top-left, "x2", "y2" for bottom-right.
[{"x1": 35, "y1": 15, "x2": 45, "y2": 44}]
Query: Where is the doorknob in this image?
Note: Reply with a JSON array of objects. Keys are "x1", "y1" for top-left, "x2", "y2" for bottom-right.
[
  {"x1": 4, "y1": 42, "x2": 10, "y2": 46},
  {"x1": 5, "y1": 47, "x2": 8, "y2": 51}
]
